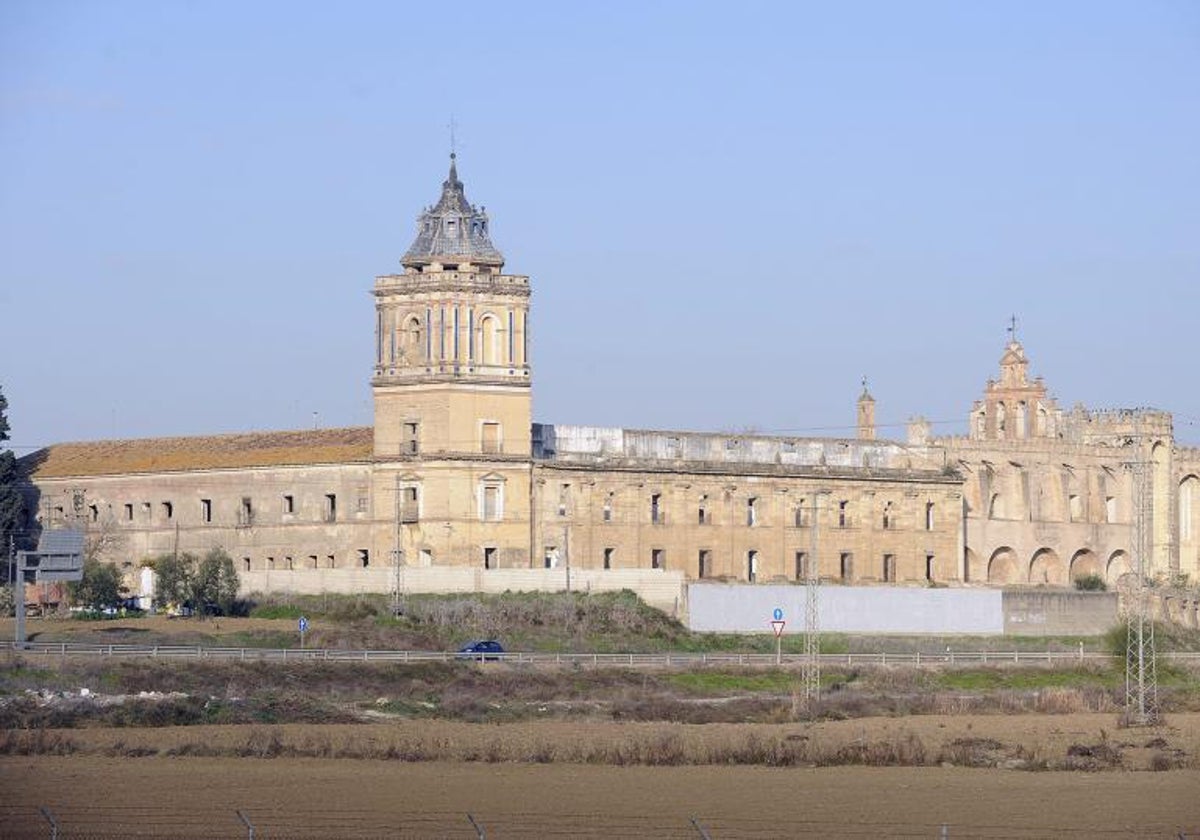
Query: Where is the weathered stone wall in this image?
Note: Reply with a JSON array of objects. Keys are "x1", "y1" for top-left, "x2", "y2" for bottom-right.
[{"x1": 531, "y1": 458, "x2": 963, "y2": 585}]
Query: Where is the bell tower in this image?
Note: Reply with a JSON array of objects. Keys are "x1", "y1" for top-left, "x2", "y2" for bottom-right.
[{"x1": 371, "y1": 155, "x2": 532, "y2": 569}]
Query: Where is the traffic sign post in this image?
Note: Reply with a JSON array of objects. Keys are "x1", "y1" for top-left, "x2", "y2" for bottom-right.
[
  {"x1": 298, "y1": 616, "x2": 309, "y2": 649},
  {"x1": 770, "y1": 610, "x2": 786, "y2": 665}
]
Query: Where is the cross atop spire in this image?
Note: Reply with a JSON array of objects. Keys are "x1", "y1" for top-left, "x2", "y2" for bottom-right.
[
  {"x1": 1007, "y1": 314, "x2": 1018, "y2": 344},
  {"x1": 448, "y1": 115, "x2": 458, "y2": 157}
]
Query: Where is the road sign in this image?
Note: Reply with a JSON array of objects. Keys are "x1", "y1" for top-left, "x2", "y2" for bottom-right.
[
  {"x1": 298, "y1": 616, "x2": 309, "y2": 634},
  {"x1": 770, "y1": 620, "x2": 786, "y2": 637},
  {"x1": 772, "y1": 607, "x2": 784, "y2": 621}
]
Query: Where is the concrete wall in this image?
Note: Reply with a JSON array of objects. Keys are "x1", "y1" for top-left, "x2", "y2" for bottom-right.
[
  {"x1": 687, "y1": 584, "x2": 1121, "y2": 636},
  {"x1": 1001, "y1": 590, "x2": 1119, "y2": 635},
  {"x1": 239, "y1": 567, "x2": 687, "y2": 616},
  {"x1": 687, "y1": 584, "x2": 1004, "y2": 635}
]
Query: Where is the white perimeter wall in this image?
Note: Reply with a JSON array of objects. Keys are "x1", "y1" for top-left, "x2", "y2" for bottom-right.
[
  {"x1": 688, "y1": 584, "x2": 1004, "y2": 634},
  {"x1": 239, "y1": 568, "x2": 687, "y2": 617}
]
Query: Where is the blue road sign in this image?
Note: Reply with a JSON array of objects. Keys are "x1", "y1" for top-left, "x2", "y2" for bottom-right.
[
  {"x1": 298, "y1": 616, "x2": 309, "y2": 634},
  {"x1": 772, "y1": 607, "x2": 784, "y2": 621}
]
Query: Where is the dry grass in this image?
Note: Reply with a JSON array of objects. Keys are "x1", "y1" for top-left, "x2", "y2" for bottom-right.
[{"x1": 4, "y1": 715, "x2": 1197, "y2": 771}]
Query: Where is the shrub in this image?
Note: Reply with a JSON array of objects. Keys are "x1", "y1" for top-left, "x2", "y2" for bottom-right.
[{"x1": 1074, "y1": 574, "x2": 1107, "y2": 592}]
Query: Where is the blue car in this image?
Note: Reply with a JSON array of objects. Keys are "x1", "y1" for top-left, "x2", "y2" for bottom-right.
[{"x1": 458, "y1": 640, "x2": 505, "y2": 661}]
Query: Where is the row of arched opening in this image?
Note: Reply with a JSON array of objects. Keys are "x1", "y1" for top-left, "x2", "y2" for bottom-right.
[{"x1": 979, "y1": 546, "x2": 1129, "y2": 586}]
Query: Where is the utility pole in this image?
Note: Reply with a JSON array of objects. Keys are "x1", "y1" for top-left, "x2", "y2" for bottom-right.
[
  {"x1": 801, "y1": 491, "x2": 825, "y2": 715},
  {"x1": 1124, "y1": 422, "x2": 1159, "y2": 726}
]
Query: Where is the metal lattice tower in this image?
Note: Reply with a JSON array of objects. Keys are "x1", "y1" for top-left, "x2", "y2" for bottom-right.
[
  {"x1": 801, "y1": 492, "x2": 824, "y2": 713},
  {"x1": 1124, "y1": 426, "x2": 1159, "y2": 726}
]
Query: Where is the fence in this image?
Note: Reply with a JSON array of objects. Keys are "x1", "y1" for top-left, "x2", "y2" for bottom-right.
[
  {"x1": 3, "y1": 806, "x2": 1192, "y2": 839},
  {"x1": 4, "y1": 640, "x2": 1200, "y2": 667}
]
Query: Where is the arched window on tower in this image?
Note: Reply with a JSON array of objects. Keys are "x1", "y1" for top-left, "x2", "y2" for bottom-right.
[
  {"x1": 480, "y1": 314, "x2": 499, "y2": 365},
  {"x1": 402, "y1": 316, "x2": 424, "y2": 363},
  {"x1": 996, "y1": 402, "x2": 1007, "y2": 436}
]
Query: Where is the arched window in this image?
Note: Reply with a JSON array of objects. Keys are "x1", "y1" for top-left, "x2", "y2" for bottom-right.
[
  {"x1": 996, "y1": 402, "x2": 1007, "y2": 435},
  {"x1": 1181, "y1": 477, "x2": 1197, "y2": 542},
  {"x1": 1015, "y1": 402, "x2": 1028, "y2": 438},
  {"x1": 480, "y1": 314, "x2": 499, "y2": 365},
  {"x1": 402, "y1": 316, "x2": 424, "y2": 362}
]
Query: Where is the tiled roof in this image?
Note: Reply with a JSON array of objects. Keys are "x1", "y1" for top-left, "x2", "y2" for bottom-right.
[{"x1": 22, "y1": 427, "x2": 374, "y2": 478}]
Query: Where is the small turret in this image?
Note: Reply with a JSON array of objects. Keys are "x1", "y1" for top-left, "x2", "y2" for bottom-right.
[{"x1": 857, "y1": 378, "x2": 876, "y2": 441}]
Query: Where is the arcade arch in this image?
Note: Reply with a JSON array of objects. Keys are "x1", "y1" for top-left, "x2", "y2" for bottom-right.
[
  {"x1": 987, "y1": 547, "x2": 1020, "y2": 584},
  {"x1": 1029, "y1": 548, "x2": 1066, "y2": 585},
  {"x1": 1069, "y1": 548, "x2": 1101, "y2": 581}
]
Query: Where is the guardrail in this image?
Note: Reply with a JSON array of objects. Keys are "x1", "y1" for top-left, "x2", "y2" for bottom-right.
[{"x1": 3, "y1": 641, "x2": 1200, "y2": 666}]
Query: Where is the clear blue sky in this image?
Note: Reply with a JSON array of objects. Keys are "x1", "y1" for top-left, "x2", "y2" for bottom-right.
[{"x1": 3, "y1": 1, "x2": 1198, "y2": 451}]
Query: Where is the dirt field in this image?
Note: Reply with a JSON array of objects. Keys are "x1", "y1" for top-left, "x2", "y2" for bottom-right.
[
  {"x1": 2, "y1": 755, "x2": 1199, "y2": 838},
  {"x1": 2, "y1": 716, "x2": 1200, "y2": 838}
]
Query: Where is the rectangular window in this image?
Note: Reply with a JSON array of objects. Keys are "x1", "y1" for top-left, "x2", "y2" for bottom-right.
[
  {"x1": 794, "y1": 551, "x2": 807, "y2": 580},
  {"x1": 484, "y1": 547, "x2": 498, "y2": 569},
  {"x1": 747, "y1": 550, "x2": 758, "y2": 582},
  {"x1": 88, "y1": 504, "x2": 99, "y2": 522},
  {"x1": 283, "y1": 494, "x2": 295, "y2": 515},
  {"x1": 603, "y1": 493, "x2": 613, "y2": 522},
  {"x1": 285, "y1": 556, "x2": 294, "y2": 570},
  {"x1": 838, "y1": 500, "x2": 849, "y2": 528},
  {"x1": 651, "y1": 493, "x2": 663, "y2": 524},
  {"x1": 840, "y1": 552, "x2": 853, "y2": 582},
  {"x1": 925, "y1": 502, "x2": 935, "y2": 531},
  {"x1": 603, "y1": 547, "x2": 614, "y2": 570},
  {"x1": 482, "y1": 485, "x2": 500, "y2": 521},
  {"x1": 481, "y1": 422, "x2": 501, "y2": 454},
  {"x1": 557, "y1": 483, "x2": 570, "y2": 517},
  {"x1": 795, "y1": 500, "x2": 809, "y2": 527},
  {"x1": 400, "y1": 487, "x2": 419, "y2": 523},
  {"x1": 544, "y1": 546, "x2": 559, "y2": 569},
  {"x1": 242, "y1": 557, "x2": 251, "y2": 572},
  {"x1": 651, "y1": 548, "x2": 665, "y2": 570},
  {"x1": 747, "y1": 497, "x2": 758, "y2": 526},
  {"x1": 124, "y1": 503, "x2": 134, "y2": 522},
  {"x1": 201, "y1": 499, "x2": 212, "y2": 523},
  {"x1": 1105, "y1": 496, "x2": 1117, "y2": 524},
  {"x1": 324, "y1": 493, "x2": 337, "y2": 522},
  {"x1": 141, "y1": 502, "x2": 151, "y2": 519},
  {"x1": 926, "y1": 554, "x2": 935, "y2": 582},
  {"x1": 239, "y1": 497, "x2": 253, "y2": 527},
  {"x1": 327, "y1": 554, "x2": 336, "y2": 568},
  {"x1": 161, "y1": 501, "x2": 173, "y2": 520},
  {"x1": 883, "y1": 554, "x2": 896, "y2": 582},
  {"x1": 308, "y1": 555, "x2": 318, "y2": 569},
  {"x1": 403, "y1": 422, "x2": 420, "y2": 455},
  {"x1": 357, "y1": 494, "x2": 369, "y2": 513},
  {"x1": 358, "y1": 549, "x2": 369, "y2": 568},
  {"x1": 698, "y1": 549, "x2": 711, "y2": 579}
]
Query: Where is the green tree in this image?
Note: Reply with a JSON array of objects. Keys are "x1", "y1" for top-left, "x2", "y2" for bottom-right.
[
  {"x1": 0, "y1": 385, "x2": 29, "y2": 565},
  {"x1": 152, "y1": 548, "x2": 240, "y2": 616},
  {"x1": 69, "y1": 558, "x2": 125, "y2": 609}
]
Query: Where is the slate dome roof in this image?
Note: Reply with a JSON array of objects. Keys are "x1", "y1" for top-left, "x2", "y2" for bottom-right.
[{"x1": 401, "y1": 154, "x2": 504, "y2": 269}]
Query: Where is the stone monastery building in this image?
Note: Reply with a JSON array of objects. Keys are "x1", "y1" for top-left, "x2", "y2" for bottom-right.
[{"x1": 21, "y1": 157, "x2": 1200, "y2": 605}]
